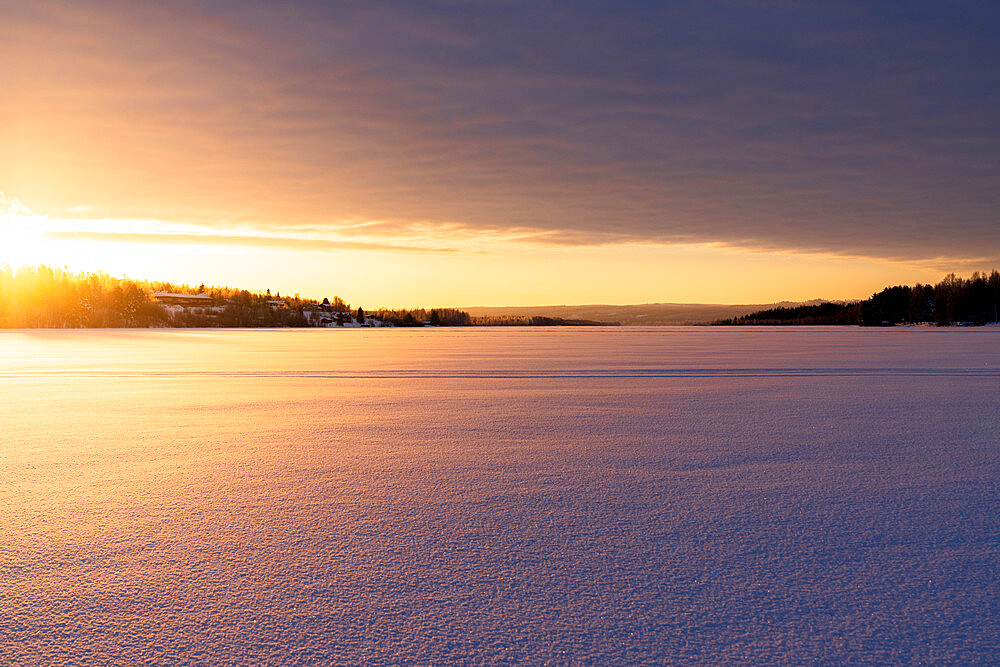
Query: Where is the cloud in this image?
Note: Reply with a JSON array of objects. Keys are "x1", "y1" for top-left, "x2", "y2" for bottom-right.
[
  {"x1": 1, "y1": 1, "x2": 998, "y2": 264},
  {"x1": 0, "y1": 193, "x2": 33, "y2": 217},
  {"x1": 42, "y1": 230, "x2": 455, "y2": 254}
]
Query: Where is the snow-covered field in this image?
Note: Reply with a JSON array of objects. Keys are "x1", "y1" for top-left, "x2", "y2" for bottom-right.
[{"x1": 1, "y1": 327, "x2": 997, "y2": 664}]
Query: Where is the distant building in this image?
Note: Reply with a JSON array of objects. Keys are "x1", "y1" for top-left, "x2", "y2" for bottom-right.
[{"x1": 151, "y1": 291, "x2": 215, "y2": 307}]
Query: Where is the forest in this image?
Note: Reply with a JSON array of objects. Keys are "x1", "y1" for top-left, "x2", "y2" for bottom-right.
[
  {"x1": 0, "y1": 266, "x2": 622, "y2": 328},
  {"x1": 3, "y1": 265, "x2": 997, "y2": 328},
  {"x1": 716, "y1": 271, "x2": 1000, "y2": 326},
  {"x1": 0, "y1": 265, "x2": 351, "y2": 328},
  {"x1": 471, "y1": 315, "x2": 617, "y2": 326}
]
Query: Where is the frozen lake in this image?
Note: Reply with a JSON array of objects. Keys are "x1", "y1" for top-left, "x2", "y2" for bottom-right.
[{"x1": 1, "y1": 327, "x2": 998, "y2": 664}]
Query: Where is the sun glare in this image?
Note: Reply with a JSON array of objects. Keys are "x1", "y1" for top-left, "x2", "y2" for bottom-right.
[{"x1": 0, "y1": 209, "x2": 48, "y2": 268}]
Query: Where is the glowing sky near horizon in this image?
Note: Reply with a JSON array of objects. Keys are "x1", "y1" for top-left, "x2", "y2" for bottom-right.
[{"x1": 2, "y1": 1, "x2": 998, "y2": 306}]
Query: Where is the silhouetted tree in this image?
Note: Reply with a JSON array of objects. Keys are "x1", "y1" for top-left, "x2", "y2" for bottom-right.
[{"x1": 723, "y1": 271, "x2": 1000, "y2": 327}]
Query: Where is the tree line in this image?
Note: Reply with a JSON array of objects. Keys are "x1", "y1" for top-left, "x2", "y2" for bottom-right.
[
  {"x1": 370, "y1": 308, "x2": 473, "y2": 327},
  {"x1": 352, "y1": 309, "x2": 613, "y2": 327},
  {"x1": 1, "y1": 266, "x2": 161, "y2": 328},
  {"x1": 716, "y1": 271, "x2": 1000, "y2": 326},
  {"x1": 11, "y1": 264, "x2": 991, "y2": 329},
  {"x1": 471, "y1": 315, "x2": 617, "y2": 326},
  {"x1": 0, "y1": 265, "x2": 353, "y2": 328},
  {"x1": 0, "y1": 266, "x2": 493, "y2": 329}
]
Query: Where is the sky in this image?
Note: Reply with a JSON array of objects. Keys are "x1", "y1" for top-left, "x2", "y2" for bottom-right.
[{"x1": 1, "y1": 0, "x2": 998, "y2": 306}]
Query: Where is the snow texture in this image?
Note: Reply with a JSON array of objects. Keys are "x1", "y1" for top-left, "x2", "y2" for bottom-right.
[{"x1": 0, "y1": 327, "x2": 998, "y2": 664}]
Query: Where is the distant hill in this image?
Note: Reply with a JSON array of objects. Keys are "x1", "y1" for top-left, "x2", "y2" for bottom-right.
[{"x1": 462, "y1": 301, "x2": 830, "y2": 326}]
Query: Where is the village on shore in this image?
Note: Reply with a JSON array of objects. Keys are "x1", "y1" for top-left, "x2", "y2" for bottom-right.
[
  {"x1": 150, "y1": 290, "x2": 613, "y2": 328},
  {"x1": 6, "y1": 265, "x2": 996, "y2": 329},
  {"x1": 0, "y1": 264, "x2": 617, "y2": 328},
  {"x1": 152, "y1": 291, "x2": 389, "y2": 327}
]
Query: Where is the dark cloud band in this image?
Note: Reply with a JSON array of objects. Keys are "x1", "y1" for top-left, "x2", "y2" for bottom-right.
[{"x1": 2, "y1": 1, "x2": 998, "y2": 264}]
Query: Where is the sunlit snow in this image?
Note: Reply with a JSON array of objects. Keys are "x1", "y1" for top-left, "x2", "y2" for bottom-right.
[{"x1": 1, "y1": 327, "x2": 997, "y2": 664}]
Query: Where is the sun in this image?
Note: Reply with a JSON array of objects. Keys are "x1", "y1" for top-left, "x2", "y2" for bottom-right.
[{"x1": 0, "y1": 197, "x2": 48, "y2": 268}]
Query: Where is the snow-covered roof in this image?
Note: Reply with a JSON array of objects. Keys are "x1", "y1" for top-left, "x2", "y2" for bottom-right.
[{"x1": 152, "y1": 291, "x2": 213, "y2": 301}]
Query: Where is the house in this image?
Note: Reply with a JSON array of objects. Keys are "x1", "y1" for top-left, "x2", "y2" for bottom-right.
[{"x1": 151, "y1": 291, "x2": 215, "y2": 307}]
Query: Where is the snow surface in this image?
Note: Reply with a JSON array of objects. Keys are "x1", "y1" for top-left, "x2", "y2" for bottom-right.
[{"x1": 0, "y1": 327, "x2": 998, "y2": 664}]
